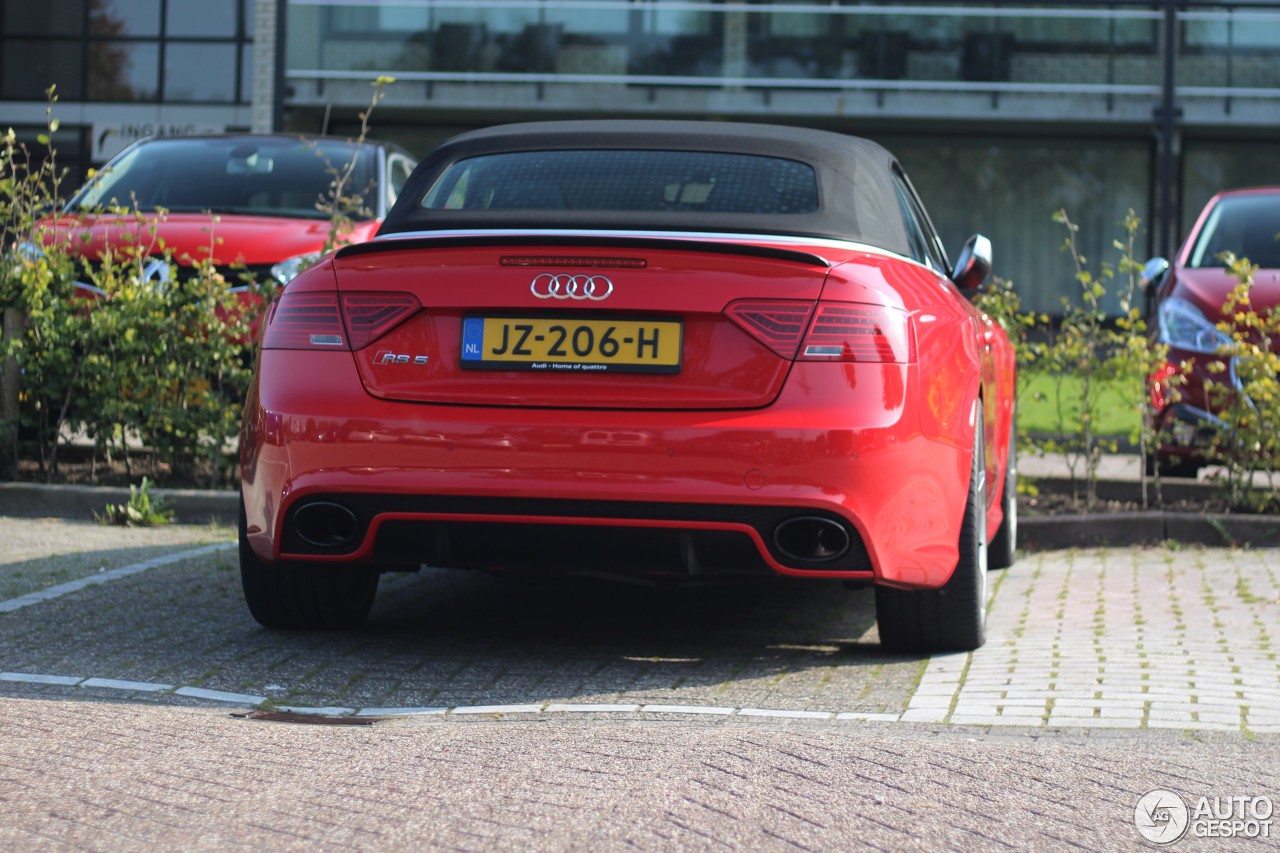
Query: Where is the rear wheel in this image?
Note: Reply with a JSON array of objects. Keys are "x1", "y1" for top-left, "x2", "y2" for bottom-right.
[
  {"x1": 875, "y1": 413, "x2": 989, "y2": 653},
  {"x1": 988, "y1": 410, "x2": 1017, "y2": 570},
  {"x1": 239, "y1": 497, "x2": 379, "y2": 630}
]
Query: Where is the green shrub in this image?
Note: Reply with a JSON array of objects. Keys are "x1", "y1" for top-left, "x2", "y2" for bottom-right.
[
  {"x1": 74, "y1": 215, "x2": 267, "y2": 486},
  {"x1": 0, "y1": 88, "x2": 88, "y2": 480},
  {"x1": 1199, "y1": 253, "x2": 1280, "y2": 512},
  {"x1": 2, "y1": 80, "x2": 392, "y2": 487},
  {"x1": 976, "y1": 210, "x2": 1169, "y2": 510},
  {"x1": 95, "y1": 476, "x2": 173, "y2": 526}
]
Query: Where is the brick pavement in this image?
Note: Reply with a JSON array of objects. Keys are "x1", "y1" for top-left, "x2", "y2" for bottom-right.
[
  {"x1": 3, "y1": 522, "x2": 1280, "y2": 849},
  {"x1": 904, "y1": 548, "x2": 1280, "y2": 734},
  {"x1": 2, "y1": 697, "x2": 1276, "y2": 852},
  {"x1": 1, "y1": 514, "x2": 1279, "y2": 734}
]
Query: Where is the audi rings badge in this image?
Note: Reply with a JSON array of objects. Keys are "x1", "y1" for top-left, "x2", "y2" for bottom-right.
[{"x1": 530, "y1": 273, "x2": 614, "y2": 301}]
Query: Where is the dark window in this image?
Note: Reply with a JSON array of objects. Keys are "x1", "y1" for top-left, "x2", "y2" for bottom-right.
[
  {"x1": 74, "y1": 137, "x2": 379, "y2": 220},
  {"x1": 1, "y1": 39, "x2": 84, "y2": 99},
  {"x1": 388, "y1": 154, "x2": 415, "y2": 203},
  {"x1": 893, "y1": 175, "x2": 942, "y2": 271},
  {"x1": 893, "y1": 171, "x2": 948, "y2": 272},
  {"x1": 240, "y1": 43, "x2": 254, "y2": 103},
  {"x1": 163, "y1": 43, "x2": 237, "y2": 101},
  {"x1": 165, "y1": 0, "x2": 237, "y2": 37},
  {"x1": 0, "y1": 0, "x2": 250, "y2": 106},
  {"x1": 90, "y1": 0, "x2": 161, "y2": 37},
  {"x1": 1188, "y1": 195, "x2": 1280, "y2": 269},
  {"x1": 1, "y1": 0, "x2": 85, "y2": 35},
  {"x1": 86, "y1": 41, "x2": 159, "y2": 101},
  {"x1": 423, "y1": 150, "x2": 819, "y2": 214}
]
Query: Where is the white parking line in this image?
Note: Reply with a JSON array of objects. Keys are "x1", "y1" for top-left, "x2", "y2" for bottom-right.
[
  {"x1": 738, "y1": 708, "x2": 834, "y2": 720},
  {"x1": 82, "y1": 677, "x2": 172, "y2": 693},
  {"x1": 452, "y1": 704, "x2": 544, "y2": 715},
  {"x1": 175, "y1": 686, "x2": 268, "y2": 705},
  {"x1": 3, "y1": 667, "x2": 1277, "y2": 732},
  {"x1": 0, "y1": 672, "x2": 81, "y2": 686},
  {"x1": 0, "y1": 669, "x2": 889, "y2": 720},
  {"x1": 0, "y1": 542, "x2": 234, "y2": 613},
  {"x1": 641, "y1": 704, "x2": 736, "y2": 716},
  {"x1": 355, "y1": 706, "x2": 448, "y2": 717}
]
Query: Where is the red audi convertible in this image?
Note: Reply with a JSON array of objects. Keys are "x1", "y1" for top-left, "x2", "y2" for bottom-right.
[{"x1": 239, "y1": 121, "x2": 1017, "y2": 652}]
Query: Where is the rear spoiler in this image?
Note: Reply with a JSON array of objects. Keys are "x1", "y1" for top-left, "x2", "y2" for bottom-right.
[{"x1": 335, "y1": 232, "x2": 830, "y2": 268}]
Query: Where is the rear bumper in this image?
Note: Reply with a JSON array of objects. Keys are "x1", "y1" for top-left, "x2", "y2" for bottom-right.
[
  {"x1": 280, "y1": 493, "x2": 873, "y2": 579},
  {"x1": 241, "y1": 351, "x2": 976, "y2": 588}
]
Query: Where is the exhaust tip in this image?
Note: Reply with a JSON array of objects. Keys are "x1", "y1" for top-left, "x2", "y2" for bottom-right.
[
  {"x1": 774, "y1": 516, "x2": 851, "y2": 563},
  {"x1": 292, "y1": 501, "x2": 359, "y2": 549}
]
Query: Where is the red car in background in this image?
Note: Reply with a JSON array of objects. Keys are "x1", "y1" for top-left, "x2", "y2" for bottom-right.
[
  {"x1": 48, "y1": 133, "x2": 416, "y2": 296},
  {"x1": 239, "y1": 120, "x2": 1017, "y2": 652},
  {"x1": 1142, "y1": 187, "x2": 1280, "y2": 477}
]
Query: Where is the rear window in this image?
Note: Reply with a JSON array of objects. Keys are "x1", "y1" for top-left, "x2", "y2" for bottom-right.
[
  {"x1": 1188, "y1": 194, "x2": 1280, "y2": 269},
  {"x1": 421, "y1": 150, "x2": 819, "y2": 215}
]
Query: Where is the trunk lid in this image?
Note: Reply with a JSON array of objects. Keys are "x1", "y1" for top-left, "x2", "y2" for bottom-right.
[{"x1": 332, "y1": 235, "x2": 832, "y2": 409}]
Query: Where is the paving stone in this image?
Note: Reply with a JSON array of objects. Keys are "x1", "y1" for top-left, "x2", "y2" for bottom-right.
[
  {"x1": 3, "y1": 519, "x2": 1280, "y2": 739},
  {"x1": 1097, "y1": 707, "x2": 1145, "y2": 719}
]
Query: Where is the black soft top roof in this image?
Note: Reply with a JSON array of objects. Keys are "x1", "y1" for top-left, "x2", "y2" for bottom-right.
[{"x1": 379, "y1": 120, "x2": 913, "y2": 257}]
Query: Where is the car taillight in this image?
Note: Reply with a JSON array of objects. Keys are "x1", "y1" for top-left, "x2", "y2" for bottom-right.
[
  {"x1": 263, "y1": 291, "x2": 421, "y2": 351},
  {"x1": 725, "y1": 300, "x2": 816, "y2": 360},
  {"x1": 263, "y1": 292, "x2": 347, "y2": 350},
  {"x1": 341, "y1": 293, "x2": 421, "y2": 350},
  {"x1": 800, "y1": 303, "x2": 914, "y2": 364},
  {"x1": 726, "y1": 300, "x2": 914, "y2": 363},
  {"x1": 1150, "y1": 361, "x2": 1180, "y2": 410}
]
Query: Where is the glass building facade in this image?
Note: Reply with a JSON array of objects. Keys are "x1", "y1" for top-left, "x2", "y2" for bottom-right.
[
  {"x1": 3, "y1": 1, "x2": 1278, "y2": 314},
  {"x1": 0, "y1": 0, "x2": 257, "y2": 182},
  {"x1": 1, "y1": 0, "x2": 255, "y2": 104}
]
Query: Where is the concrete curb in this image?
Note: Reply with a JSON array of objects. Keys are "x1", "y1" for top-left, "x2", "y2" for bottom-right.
[
  {"x1": 2, "y1": 481, "x2": 1277, "y2": 549},
  {"x1": 1020, "y1": 511, "x2": 1280, "y2": 550},
  {"x1": 0, "y1": 482, "x2": 238, "y2": 525}
]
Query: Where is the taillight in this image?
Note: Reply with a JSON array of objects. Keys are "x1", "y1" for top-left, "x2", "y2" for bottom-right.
[
  {"x1": 263, "y1": 291, "x2": 421, "y2": 351},
  {"x1": 726, "y1": 299, "x2": 914, "y2": 363},
  {"x1": 262, "y1": 292, "x2": 346, "y2": 350},
  {"x1": 800, "y1": 303, "x2": 914, "y2": 363},
  {"x1": 1150, "y1": 361, "x2": 1179, "y2": 410},
  {"x1": 341, "y1": 293, "x2": 420, "y2": 350},
  {"x1": 725, "y1": 300, "x2": 815, "y2": 360}
]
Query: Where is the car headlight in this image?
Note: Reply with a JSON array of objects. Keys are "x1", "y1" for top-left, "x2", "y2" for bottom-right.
[
  {"x1": 270, "y1": 252, "x2": 321, "y2": 286},
  {"x1": 1158, "y1": 295, "x2": 1232, "y2": 354},
  {"x1": 14, "y1": 240, "x2": 42, "y2": 260}
]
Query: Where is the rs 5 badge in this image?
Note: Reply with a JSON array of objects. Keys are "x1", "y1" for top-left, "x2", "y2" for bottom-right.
[{"x1": 374, "y1": 350, "x2": 429, "y2": 366}]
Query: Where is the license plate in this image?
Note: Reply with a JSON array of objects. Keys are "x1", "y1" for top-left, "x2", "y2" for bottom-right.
[{"x1": 460, "y1": 316, "x2": 682, "y2": 373}]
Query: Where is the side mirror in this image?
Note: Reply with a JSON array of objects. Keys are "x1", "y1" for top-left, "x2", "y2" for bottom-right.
[
  {"x1": 951, "y1": 234, "x2": 992, "y2": 291},
  {"x1": 1139, "y1": 257, "x2": 1169, "y2": 294}
]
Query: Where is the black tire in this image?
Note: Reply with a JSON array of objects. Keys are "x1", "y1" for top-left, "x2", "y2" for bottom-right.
[
  {"x1": 988, "y1": 409, "x2": 1017, "y2": 570},
  {"x1": 239, "y1": 496, "x2": 379, "y2": 630},
  {"x1": 875, "y1": 412, "x2": 989, "y2": 653}
]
